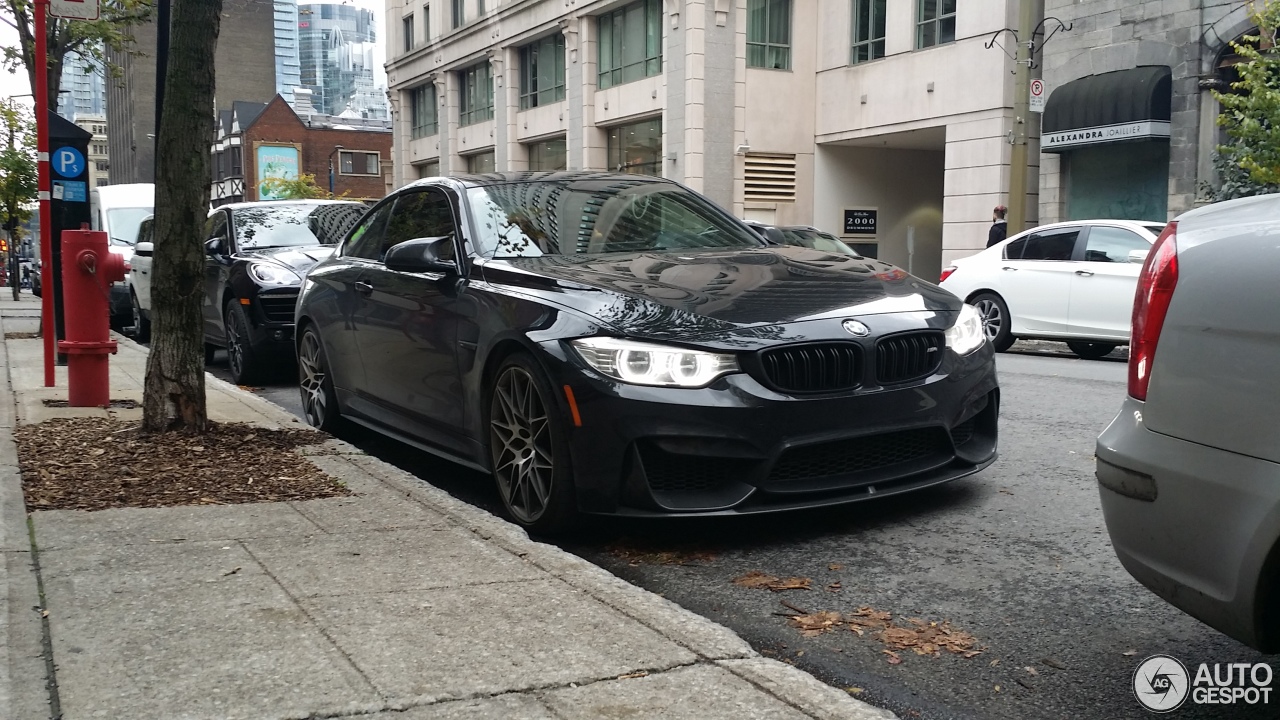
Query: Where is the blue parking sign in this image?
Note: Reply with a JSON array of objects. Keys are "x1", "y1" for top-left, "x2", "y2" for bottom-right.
[{"x1": 52, "y1": 146, "x2": 86, "y2": 178}]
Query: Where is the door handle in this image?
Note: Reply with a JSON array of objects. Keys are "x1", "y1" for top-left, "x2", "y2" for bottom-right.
[
  {"x1": 1001, "y1": 266, "x2": 1017, "y2": 271},
  {"x1": 1075, "y1": 270, "x2": 1094, "y2": 277},
  {"x1": 354, "y1": 281, "x2": 373, "y2": 296}
]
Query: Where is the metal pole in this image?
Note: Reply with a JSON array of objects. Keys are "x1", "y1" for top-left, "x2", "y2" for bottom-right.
[
  {"x1": 1007, "y1": 0, "x2": 1036, "y2": 235},
  {"x1": 35, "y1": 0, "x2": 54, "y2": 386}
]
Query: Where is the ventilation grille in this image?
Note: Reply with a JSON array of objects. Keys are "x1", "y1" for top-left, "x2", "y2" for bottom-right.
[{"x1": 744, "y1": 154, "x2": 797, "y2": 203}]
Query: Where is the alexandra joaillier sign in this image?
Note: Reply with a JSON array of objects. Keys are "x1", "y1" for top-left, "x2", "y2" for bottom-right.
[{"x1": 1042, "y1": 120, "x2": 1171, "y2": 151}]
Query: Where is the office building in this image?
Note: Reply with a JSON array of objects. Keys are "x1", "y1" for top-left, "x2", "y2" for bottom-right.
[
  {"x1": 58, "y1": 50, "x2": 106, "y2": 119},
  {"x1": 73, "y1": 114, "x2": 111, "y2": 188},
  {"x1": 275, "y1": 0, "x2": 304, "y2": 103},
  {"x1": 299, "y1": 2, "x2": 390, "y2": 119}
]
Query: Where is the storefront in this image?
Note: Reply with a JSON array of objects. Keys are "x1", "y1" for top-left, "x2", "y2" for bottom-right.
[{"x1": 1041, "y1": 66, "x2": 1172, "y2": 222}]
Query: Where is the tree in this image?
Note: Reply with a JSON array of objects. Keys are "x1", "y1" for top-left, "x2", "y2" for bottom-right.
[
  {"x1": 0, "y1": 100, "x2": 36, "y2": 299},
  {"x1": 141, "y1": 0, "x2": 220, "y2": 433},
  {"x1": 2, "y1": 0, "x2": 154, "y2": 110},
  {"x1": 1211, "y1": 0, "x2": 1280, "y2": 198},
  {"x1": 259, "y1": 172, "x2": 330, "y2": 200}
]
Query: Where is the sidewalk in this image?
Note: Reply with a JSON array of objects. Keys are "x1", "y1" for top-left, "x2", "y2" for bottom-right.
[{"x1": 0, "y1": 300, "x2": 895, "y2": 720}]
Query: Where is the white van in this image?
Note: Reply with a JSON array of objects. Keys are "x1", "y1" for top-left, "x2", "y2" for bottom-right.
[{"x1": 90, "y1": 183, "x2": 154, "y2": 328}]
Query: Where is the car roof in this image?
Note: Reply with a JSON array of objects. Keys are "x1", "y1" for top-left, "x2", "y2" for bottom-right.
[
  {"x1": 214, "y1": 199, "x2": 363, "y2": 213},
  {"x1": 998, "y1": 218, "x2": 1165, "y2": 244},
  {"x1": 410, "y1": 171, "x2": 674, "y2": 190}
]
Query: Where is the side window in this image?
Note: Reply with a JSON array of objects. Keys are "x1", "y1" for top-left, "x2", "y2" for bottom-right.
[
  {"x1": 1004, "y1": 236, "x2": 1027, "y2": 260},
  {"x1": 1083, "y1": 227, "x2": 1150, "y2": 263},
  {"x1": 1021, "y1": 229, "x2": 1080, "y2": 261},
  {"x1": 381, "y1": 189, "x2": 457, "y2": 261},
  {"x1": 206, "y1": 212, "x2": 228, "y2": 240},
  {"x1": 137, "y1": 218, "x2": 154, "y2": 245},
  {"x1": 344, "y1": 202, "x2": 395, "y2": 261}
]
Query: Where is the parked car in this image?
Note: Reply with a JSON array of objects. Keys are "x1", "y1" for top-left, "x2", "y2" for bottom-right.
[
  {"x1": 746, "y1": 222, "x2": 862, "y2": 256},
  {"x1": 91, "y1": 184, "x2": 154, "y2": 329},
  {"x1": 125, "y1": 215, "x2": 156, "y2": 342},
  {"x1": 295, "y1": 172, "x2": 1000, "y2": 533},
  {"x1": 939, "y1": 220, "x2": 1167, "y2": 358},
  {"x1": 191, "y1": 200, "x2": 366, "y2": 383},
  {"x1": 1096, "y1": 193, "x2": 1280, "y2": 651}
]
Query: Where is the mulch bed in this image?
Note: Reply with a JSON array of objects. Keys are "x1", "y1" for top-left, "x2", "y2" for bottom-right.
[{"x1": 14, "y1": 417, "x2": 350, "y2": 511}]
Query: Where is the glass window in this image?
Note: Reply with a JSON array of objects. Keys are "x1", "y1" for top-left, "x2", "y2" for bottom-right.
[
  {"x1": 231, "y1": 203, "x2": 366, "y2": 250},
  {"x1": 416, "y1": 161, "x2": 440, "y2": 179},
  {"x1": 1083, "y1": 227, "x2": 1151, "y2": 263},
  {"x1": 607, "y1": 118, "x2": 662, "y2": 176},
  {"x1": 382, "y1": 190, "x2": 457, "y2": 260},
  {"x1": 106, "y1": 208, "x2": 153, "y2": 246},
  {"x1": 466, "y1": 179, "x2": 765, "y2": 258},
  {"x1": 459, "y1": 61, "x2": 494, "y2": 126},
  {"x1": 403, "y1": 14, "x2": 414, "y2": 52},
  {"x1": 230, "y1": 147, "x2": 242, "y2": 176},
  {"x1": 1019, "y1": 229, "x2": 1080, "y2": 261},
  {"x1": 917, "y1": 0, "x2": 956, "y2": 49},
  {"x1": 747, "y1": 0, "x2": 791, "y2": 70},
  {"x1": 207, "y1": 212, "x2": 228, "y2": 241},
  {"x1": 597, "y1": 0, "x2": 662, "y2": 90},
  {"x1": 423, "y1": 3, "x2": 430, "y2": 40},
  {"x1": 339, "y1": 151, "x2": 381, "y2": 175},
  {"x1": 851, "y1": 0, "x2": 886, "y2": 64},
  {"x1": 451, "y1": 0, "x2": 463, "y2": 28},
  {"x1": 519, "y1": 33, "x2": 566, "y2": 110},
  {"x1": 527, "y1": 138, "x2": 567, "y2": 171},
  {"x1": 467, "y1": 151, "x2": 496, "y2": 173},
  {"x1": 344, "y1": 202, "x2": 395, "y2": 260},
  {"x1": 410, "y1": 84, "x2": 438, "y2": 138},
  {"x1": 1004, "y1": 236, "x2": 1026, "y2": 259}
]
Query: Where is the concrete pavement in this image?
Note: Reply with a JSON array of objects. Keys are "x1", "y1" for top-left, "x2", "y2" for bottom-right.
[{"x1": 0, "y1": 295, "x2": 895, "y2": 720}]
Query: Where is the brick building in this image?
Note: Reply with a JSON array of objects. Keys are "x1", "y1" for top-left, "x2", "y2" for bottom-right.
[{"x1": 211, "y1": 93, "x2": 393, "y2": 207}]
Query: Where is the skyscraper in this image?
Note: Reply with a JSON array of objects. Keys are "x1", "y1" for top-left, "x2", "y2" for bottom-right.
[
  {"x1": 58, "y1": 50, "x2": 106, "y2": 119},
  {"x1": 274, "y1": 0, "x2": 302, "y2": 103},
  {"x1": 299, "y1": 2, "x2": 388, "y2": 119}
]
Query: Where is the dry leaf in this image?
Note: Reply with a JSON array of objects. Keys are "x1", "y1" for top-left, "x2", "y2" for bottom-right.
[
  {"x1": 733, "y1": 571, "x2": 812, "y2": 592},
  {"x1": 994, "y1": 685, "x2": 1002, "y2": 693},
  {"x1": 828, "y1": 563, "x2": 843, "y2": 571},
  {"x1": 40, "y1": 609, "x2": 49, "y2": 618},
  {"x1": 1122, "y1": 649, "x2": 1138, "y2": 657},
  {"x1": 826, "y1": 582, "x2": 842, "y2": 592},
  {"x1": 990, "y1": 659, "x2": 1001, "y2": 667},
  {"x1": 845, "y1": 687, "x2": 863, "y2": 695},
  {"x1": 788, "y1": 611, "x2": 843, "y2": 637},
  {"x1": 884, "y1": 650, "x2": 902, "y2": 665},
  {"x1": 1024, "y1": 666, "x2": 1039, "y2": 676},
  {"x1": 89, "y1": 448, "x2": 106, "y2": 456}
]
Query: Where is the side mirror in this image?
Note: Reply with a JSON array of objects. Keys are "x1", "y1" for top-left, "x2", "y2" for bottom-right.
[
  {"x1": 1128, "y1": 249, "x2": 1149, "y2": 264},
  {"x1": 135, "y1": 242, "x2": 154, "y2": 257},
  {"x1": 385, "y1": 237, "x2": 458, "y2": 274}
]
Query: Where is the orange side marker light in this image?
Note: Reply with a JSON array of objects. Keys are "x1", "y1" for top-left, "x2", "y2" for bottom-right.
[{"x1": 563, "y1": 385, "x2": 583, "y2": 427}]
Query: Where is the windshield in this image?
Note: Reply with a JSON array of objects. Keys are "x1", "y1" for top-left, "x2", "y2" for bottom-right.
[
  {"x1": 467, "y1": 180, "x2": 765, "y2": 258},
  {"x1": 231, "y1": 203, "x2": 366, "y2": 250},
  {"x1": 779, "y1": 228, "x2": 860, "y2": 256},
  {"x1": 106, "y1": 207, "x2": 153, "y2": 246}
]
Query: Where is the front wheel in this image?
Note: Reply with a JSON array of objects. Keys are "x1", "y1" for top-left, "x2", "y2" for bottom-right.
[
  {"x1": 970, "y1": 293, "x2": 1015, "y2": 352},
  {"x1": 488, "y1": 354, "x2": 578, "y2": 535},
  {"x1": 131, "y1": 291, "x2": 151, "y2": 343},
  {"x1": 298, "y1": 326, "x2": 342, "y2": 432},
  {"x1": 224, "y1": 300, "x2": 261, "y2": 385},
  {"x1": 1066, "y1": 341, "x2": 1119, "y2": 360}
]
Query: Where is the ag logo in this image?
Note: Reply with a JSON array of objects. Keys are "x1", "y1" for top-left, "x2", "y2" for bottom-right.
[{"x1": 1134, "y1": 655, "x2": 1190, "y2": 712}]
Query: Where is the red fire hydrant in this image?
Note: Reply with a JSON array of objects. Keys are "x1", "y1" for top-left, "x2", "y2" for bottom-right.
[{"x1": 57, "y1": 229, "x2": 127, "y2": 407}]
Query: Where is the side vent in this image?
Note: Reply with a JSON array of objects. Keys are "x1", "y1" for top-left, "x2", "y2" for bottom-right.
[{"x1": 744, "y1": 154, "x2": 797, "y2": 203}]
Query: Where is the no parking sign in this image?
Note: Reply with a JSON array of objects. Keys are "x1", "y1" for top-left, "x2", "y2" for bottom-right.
[{"x1": 1029, "y1": 79, "x2": 1046, "y2": 113}]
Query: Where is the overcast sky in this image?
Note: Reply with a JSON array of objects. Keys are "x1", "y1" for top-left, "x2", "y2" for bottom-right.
[{"x1": 0, "y1": 0, "x2": 388, "y2": 111}]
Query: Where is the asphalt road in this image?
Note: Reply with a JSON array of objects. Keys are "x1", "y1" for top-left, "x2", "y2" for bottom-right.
[{"x1": 211, "y1": 344, "x2": 1273, "y2": 720}]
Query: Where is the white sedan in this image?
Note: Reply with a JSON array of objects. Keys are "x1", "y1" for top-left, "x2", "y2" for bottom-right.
[{"x1": 939, "y1": 220, "x2": 1167, "y2": 359}]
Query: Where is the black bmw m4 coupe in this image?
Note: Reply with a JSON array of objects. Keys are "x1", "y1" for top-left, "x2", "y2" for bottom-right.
[{"x1": 295, "y1": 172, "x2": 999, "y2": 533}]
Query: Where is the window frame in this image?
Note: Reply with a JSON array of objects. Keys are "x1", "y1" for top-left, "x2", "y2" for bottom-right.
[
  {"x1": 342, "y1": 199, "x2": 395, "y2": 261},
  {"x1": 402, "y1": 13, "x2": 415, "y2": 53},
  {"x1": 746, "y1": 0, "x2": 792, "y2": 70},
  {"x1": 466, "y1": 150, "x2": 496, "y2": 174},
  {"x1": 339, "y1": 150, "x2": 382, "y2": 176},
  {"x1": 458, "y1": 61, "x2": 495, "y2": 127},
  {"x1": 1013, "y1": 227, "x2": 1082, "y2": 262},
  {"x1": 606, "y1": 117, "x2": 663, "y2": 176},
  {"x1": 381, "y1": 187, "x2": 461, "y2": 265},
  {"x1": 597, "y1": 0, "x2": 663, "y2": 90},
  {"x1": 916, "y1": 0, "x2": 957, "y2": 49},
  {"x1": 850, "y1": 0, "x2": 887, "y2": 65},
  {"x1": 1076, "y1": 226, "x2": 1153, "y2": 264},
  {"x1": 410, "y1": 84, "x2": 438, "y2": 138},
  {"x1": 518, "y1": 33, "x2": 567, "y2": 110},
  {"x1": 450, "y1": 0, "x2": 463, "y2": 29},
  {"x1": 526, "y1": 137, "x2": 567, "y2": 171}
]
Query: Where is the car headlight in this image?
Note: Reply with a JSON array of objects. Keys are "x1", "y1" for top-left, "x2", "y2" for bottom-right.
[
  {"x1": 248, "y1": 262, "x2": 302, "y2": 285},
  {"x1": 570, "y1": 337, "x2": 740, "y2": 388},
  {"x1": 945, "y1": 304, "x2": 985, "y2": 356}
]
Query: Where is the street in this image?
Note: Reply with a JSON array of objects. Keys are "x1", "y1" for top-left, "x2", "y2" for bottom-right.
[{"x1": 208, "y1": 343, "x2": 1273, "y2": 720}]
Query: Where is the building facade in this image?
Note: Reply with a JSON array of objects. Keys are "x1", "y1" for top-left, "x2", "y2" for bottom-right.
[
  {"x1": 58, "y1": 50, "x2": 106, "y2": 119},
  {"x1": 385, "y1": 0, "x2": 1033, "y2": 280},
  {"x1": 73, "y1": 114, "x2": 111, "y2": 189},
  {"x1": 299, "y1": 3, "x2": 390, "y2": 119},
  {"x1": 105, "y1": 0, "x2": 278, "y2": 184},
  {"x1": 1038, "y1": 0, "x2": 1255, "y2": 224},
  {"x1": 211, "y1": 94, "x2": 393, "y2": 207},
  {"x1": 275, "y1": 0, "x2": 304, "y2": 103}
]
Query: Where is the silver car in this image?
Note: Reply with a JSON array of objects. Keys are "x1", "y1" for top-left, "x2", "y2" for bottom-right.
[{"x1": 1097, "y1": 193, "x2": 1280, "y2": 652}]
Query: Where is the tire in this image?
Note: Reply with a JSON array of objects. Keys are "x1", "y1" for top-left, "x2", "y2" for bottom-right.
[
  {"x1": 487, "y1": 353, "x2": 579, "y2": 535},
  {"x1": 131, "y1": 291, "x2": 151, "y2": 343},
  {"x1": 970, "y1": 292, "x2": 1015, "y2": 352},
  {"x1": 297, "y1": 325, "x2": 343, "y2": 432},
  {"x1": 1066, "y1": 341, "x2": 1119, "y2": 360},
  {"x1": 224, "y1": 299, "x2": 261, "y2": 385},
  {"x1": 204, "y1": 343, "x2": 217, "y2": 365}
]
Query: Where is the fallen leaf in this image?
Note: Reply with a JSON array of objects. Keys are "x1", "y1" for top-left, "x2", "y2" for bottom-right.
[
  {"x1": 1122, "y1": 649, "x2": 1138, "y2": 657},
  {"x1": 826, "y1": 582, "x2": 842, "y2": 592},
  {"x1": 884, "y1": 650, "x2": 902, "y2": 665},
  {"x1": 994, "y1": 685, "x2": 1002, "y2": 693},
  {"x1": 990, "y1": 659, "x2": 1001, "y2": 667},
  {"x1": 1024, "y1": 666, "x2": 1039, "y2": 676},
  {"x1": 89, "y1": 448, "x2": 106, "y2": 456},
  {"x1": 828, "y1": 563, "x2": 843, "y2": 571},
  {"x1": 733, "y1": 570, "x2": 812, "y2": 592},
  {"x1": 1042, "y1": 657, "x2": 1068, "y2": 670},
  {"x1": 845, "y1": 687, "x2": 863, "y2": 695},
  {"x1": 788, "y1": 611, "x2": 843, "y2": 637},
  {"x1": 40, "y1": 609, "x2": 49, "y2": 618}
]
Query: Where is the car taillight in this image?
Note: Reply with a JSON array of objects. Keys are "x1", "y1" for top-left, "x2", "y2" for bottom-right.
[
  {"x1": 940, "y1": 266, "x2": 957, "y2": 283},
  {"x1": 1129, "y1": 222, "x2": 1178, "y2": 401}
]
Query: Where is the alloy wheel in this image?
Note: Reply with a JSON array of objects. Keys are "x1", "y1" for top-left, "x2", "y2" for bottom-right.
[
  {"x1": 974, "y1": 299, "x2": 1003, "y2": 341},
  {"x1": 131, "y1": 299, "x2": 142, "y2": 334},
  {"x1": 226, "y1": 309, "x2": 245, "y2": 378},
  {"x1": 298, "y1": 331, "x2": 328, "y2": 427},
  {"x1": 490, "y1": 366, "x2": 554, "y2": 524}
]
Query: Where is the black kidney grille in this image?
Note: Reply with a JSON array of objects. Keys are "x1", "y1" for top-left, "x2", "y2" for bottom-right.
[
  {"x1": 876, "y1": 331, "x2": 944, "y2": 384},
  {"x1": 256, "y1": 294, "x2": 298, "y2": 323},
  {"x1": 768, "y1": 427, "x2": 948, "y2": 483},
  {"x1": 759, "y1": 343, "x2": 862, "y2": 393}
]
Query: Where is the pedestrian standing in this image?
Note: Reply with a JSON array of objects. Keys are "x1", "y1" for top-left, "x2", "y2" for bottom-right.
[{"x1": 987, "y1": 206, "x2": 1008, "y2": 248}]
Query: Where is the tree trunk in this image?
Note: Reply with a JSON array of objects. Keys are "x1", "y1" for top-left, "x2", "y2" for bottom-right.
[{"x1": 141, "y1": 0, "x2": 222, "y2": 433}]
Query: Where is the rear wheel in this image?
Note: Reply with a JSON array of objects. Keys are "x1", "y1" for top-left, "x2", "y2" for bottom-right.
[
  {"x1": 224, "y1": 300, "x2": 261, "y2": 385},
  {"x1": 1066, "y1": 341, "x2": 1119, "y2": 360},
  {"x1": 971, "y1": 293, "x2": 1015, "y2": 352},
  {"x1": 298, "y1": 326, "x2": 342, "y2": 432},
  {"x1": 488, "y1": 354, "x2": 578, "y2": 535}
]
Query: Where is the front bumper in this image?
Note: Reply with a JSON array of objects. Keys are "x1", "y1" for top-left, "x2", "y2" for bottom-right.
[
  {"x1": 1097, "y1": 397, "x2": 1280, "y2": 651},
  {"x1": 238, "y1": 291, "x2": 299, "y2": 354},
  {"x1": 545, "y1": 341, "x2": 999, "y2": 517}
]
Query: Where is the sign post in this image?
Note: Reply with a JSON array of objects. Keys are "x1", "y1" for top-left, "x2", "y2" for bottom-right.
[{"x1": 1029, "y1": 79, "x2": 1046, "y2": 114}]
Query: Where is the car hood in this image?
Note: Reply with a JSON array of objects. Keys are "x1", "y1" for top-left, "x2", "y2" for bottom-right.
[
  {"x1": 479, "y1": 246, "x2": 960, "y2": 340},
  {"x1": 236, "y1": 245, "x2": 336, "y2": 274}
]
